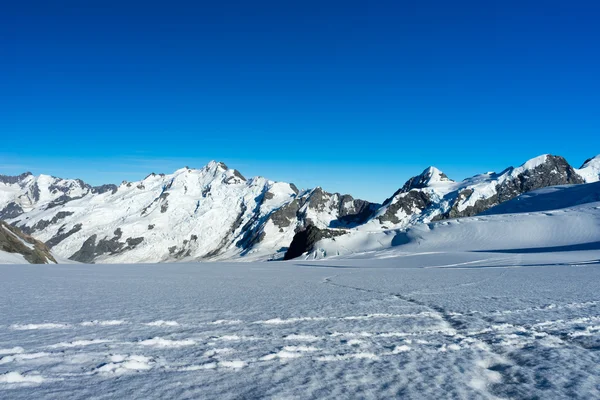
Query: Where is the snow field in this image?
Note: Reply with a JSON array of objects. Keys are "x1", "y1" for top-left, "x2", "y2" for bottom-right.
[{"x1": 1, "y1": 251, "x2": 600, "y2": 399}]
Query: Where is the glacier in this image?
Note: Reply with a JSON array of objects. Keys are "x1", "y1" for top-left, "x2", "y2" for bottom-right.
[{"x1": 1, "y1": 188, "x2": 600, "y2": 398}]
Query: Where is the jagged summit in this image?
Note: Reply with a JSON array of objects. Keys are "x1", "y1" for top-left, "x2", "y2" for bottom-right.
[
  {"x1": 369, "y1": 153, "x2": 593, "y2": 230},
  {"x1": 401, "y1": 166, "x2": 452, "y2": 192}
]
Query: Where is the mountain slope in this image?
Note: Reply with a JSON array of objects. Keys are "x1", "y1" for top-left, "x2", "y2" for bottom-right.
[
  {"x1": 0, "y1": 162, "x2": 375, "y2": 263},
  {"x1": 362, "y1": 154, "x2": 588, "y2": 231},
  {"x1": 577, "y1": 155, "x2": 600, "y2": 183},
  {"x1": 0, "y1": 221, "x2": 56, "y2": 264},
  {"x1": 303, "y1": 181, "x2": 600, "y2": 260}
]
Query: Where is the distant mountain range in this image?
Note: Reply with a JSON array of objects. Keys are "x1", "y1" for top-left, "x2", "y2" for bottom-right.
[{"x1": 1, "y1": 154, "x2": 598, "y2": 263}]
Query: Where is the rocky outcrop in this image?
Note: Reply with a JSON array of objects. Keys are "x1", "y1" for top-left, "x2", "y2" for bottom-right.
[
  {"x1": 0, "y1": 172, "x2": 33, "y2": 185},
  {"x1": 376, "y1": 154, "x2": 589, "y2": 227},
  {"x1": 0, "y1": 221, "x2": 56, "y2": 264},
  {"x1": 0, "y1": 202, "x2": 24, "y2": 219},
  {"x1": 400, "y1": 167, "x2": 452, "y2": 192},
  {"x1": 284, "y1": 225, "x2": 346, "y2": 260},
  {"x1": 442, "y1": 155, "x2": 584, "y2": 219},
  {"x1": 69, "y1": 230, "x2": 145, "y2": 263},
  {"x1": 378, "y1": 190, "x2": 433, "y2": 224}
]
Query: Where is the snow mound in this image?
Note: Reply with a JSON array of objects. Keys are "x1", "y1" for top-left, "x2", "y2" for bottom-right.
[{"x1": 0, "y1": 372, "x2": 45, "y2": 384}]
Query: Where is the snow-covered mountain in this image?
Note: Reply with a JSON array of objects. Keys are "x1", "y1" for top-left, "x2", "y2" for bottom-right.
[
  {"x1": 299, "y1": 180, "x2": 600, "y2": 260},
  {"x1": 364, "y1": 154, "x2": 589, "y2": 230},
  {"x1": 0, "y1": 162, "x2": 376, "y2": 263},
  {"x1": 284, "y1": 154, "x2": 600, "y2": 259},
  {"x1": 0, "y1": 154, "x2": 598, "y2": 263}
]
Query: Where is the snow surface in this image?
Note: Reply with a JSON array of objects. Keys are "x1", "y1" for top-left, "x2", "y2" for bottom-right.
[
  {"x1": 2, "y1": 200, "x2": 600, "y2": 398},
  {"x1": 0, "y1": 250, "x2": 28, "y2": 264}
]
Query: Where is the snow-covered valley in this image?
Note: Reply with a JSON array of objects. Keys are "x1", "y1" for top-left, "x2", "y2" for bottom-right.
[
  {"x1": 2, "y1": 189, "x2": 600, "y2": 398},
  {"x1": 1, "y1": 247, "x2": 600, "y2": 399}
]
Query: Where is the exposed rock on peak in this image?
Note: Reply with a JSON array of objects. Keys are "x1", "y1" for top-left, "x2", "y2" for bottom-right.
[
  {"x1": 373, "y1": 154, "x2": 588, "y2": 229},
  {"x1": 401, "y1": 166, "x2": 452, "y2": 192},
  {"x1": 0, "y1": 172, "x2": 33, "y2": 185}
]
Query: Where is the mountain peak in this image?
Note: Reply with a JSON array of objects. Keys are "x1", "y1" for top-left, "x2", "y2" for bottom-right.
[
  {"x1": 205, "y1": 160, "x2": 229, "y2": 170},
  {"x1": 518, "y1": 154, "x2": 551, "y2": 170},
  {"x1": 0, "y1": 172, "x2": 33, "y2": 185},
  {"x1": 401, "y1": 166, "x2": 452, "y2": 192}
]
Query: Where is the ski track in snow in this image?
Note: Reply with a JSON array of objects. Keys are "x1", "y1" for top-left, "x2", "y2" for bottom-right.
[{"x1": 1, "y1": 253, "x2": 600, "y2": 399}]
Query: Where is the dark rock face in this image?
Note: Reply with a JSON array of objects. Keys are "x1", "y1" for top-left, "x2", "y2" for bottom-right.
[
  {"x1": 401, "y1": 168, "x2": 451, "y2": 192},
  {"x1": 68, "y1": 230, "x2": 144, "y2": 263},
  {"x1": 69, "y1": 235, "x2": 98, "y2": 263},
  {"x1": 443, "y1": 155, "x2": 585, "y2": 219},
  {"x1": 378, "y1": 191, "x2": 432, "y2": 224},
  {"x1": 332, "y1": 196, "x2": 376, "y2": 227},
  {"x1": 46, "y1": 223, "x2": 83, "y2": 248},
  {"x1": 45, "y1": 195, "x2": 84, "y2": 209},
  {"x1": 497, "y1": 156, "x2": 583, "y2": 203},
  {"x1": 305, "y1": 189, "x2": 375, "y2": 224},
  {"x1": 0, "y1": 172, "x2": 33, "y2": 185},
  {"x1": 269, "y1": 200, "x2": 302, "y2": 229},
  {"x1": 284, "y1": 225, "x2": 346, "y2": 260},
  {"x1": 307, "y1": 188, "x2": 328, "y2": 211},
  {"x1": 126, "y1": 237, "x2": 144, "y2": 247},
  {"x1": 19, "y1": 211, "x2": 75, "y2": 235},
  {"x1": 232, "y1": 170, "x2": 247, "y2": 181},
  {"x1": 0, "y1": 202, "x2": 24, "y2": 219},
  {"x1": 0, "y1": 221, "x2": 56, "y2": 264},
  {"x1": 92, "y1": 184, "x2": 118, "y2": 195},
  {"x1": 236, "y1": 187, "x2": 376, "y2": 257},
  {"x1": 441, "y1": 191, "x2": 499, "y2": 220},
  {"x1": 264, "y1": 191, "x2": 275, "y2": 200},
  {"x1": 30, "y1": 183, "x2": 41, "y2": 202}
]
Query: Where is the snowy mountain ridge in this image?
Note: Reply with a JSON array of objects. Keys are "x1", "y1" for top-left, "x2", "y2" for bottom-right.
[
  {"x1": 364, "y1": 154, "x2": 594, "y2": 231},
  {"x1": 0, "y1": 154, "x2": 598, "y2": 263},
  {"x1": 0, "y1": 161, "x2": 375, "y2": 263}
]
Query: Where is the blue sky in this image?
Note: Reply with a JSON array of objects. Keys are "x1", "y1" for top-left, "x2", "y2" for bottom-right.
[{"x1": 2, "y1": 1, "x2": 599, "y2": 202}]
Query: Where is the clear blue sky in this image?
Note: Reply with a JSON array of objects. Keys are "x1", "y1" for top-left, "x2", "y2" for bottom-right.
[{"x1": 2, "y1": 0, "x2": 599, "y2": 202}]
